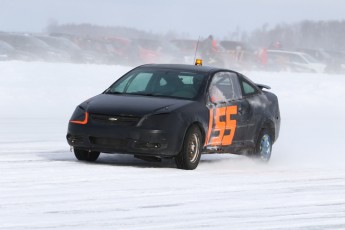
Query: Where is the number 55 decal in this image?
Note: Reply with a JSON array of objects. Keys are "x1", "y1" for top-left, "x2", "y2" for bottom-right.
[{"x1": 206, "y1": 105, "x2": 237, "y2": 146}]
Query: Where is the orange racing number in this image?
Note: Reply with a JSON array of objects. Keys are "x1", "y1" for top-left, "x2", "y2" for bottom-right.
[{"x1": 206, "y1": 105, "x2": 237, "y2": 146}]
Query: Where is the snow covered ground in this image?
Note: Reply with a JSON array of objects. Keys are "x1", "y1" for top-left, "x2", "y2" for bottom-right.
[{"x1": 1, "y1": 61, "x2": 345, "y2": 229}]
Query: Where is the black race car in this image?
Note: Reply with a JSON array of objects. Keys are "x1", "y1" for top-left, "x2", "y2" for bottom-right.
[{"x1": 67, "y1": 63, "x2": 280, "y2": 170}]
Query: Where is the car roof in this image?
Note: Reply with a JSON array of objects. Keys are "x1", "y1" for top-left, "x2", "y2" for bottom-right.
[{"x1": 139, "y1": 63, "x2": 228, "y2": 73}]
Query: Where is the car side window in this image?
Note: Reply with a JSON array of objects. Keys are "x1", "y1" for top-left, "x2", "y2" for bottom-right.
[
  {"x1": 209, "y1": 72, "x2": 241, "y2": 103},
  {"x1": 238, "y1": 76, "x2": 258, "y2": 96},
  {"x1": 242, "y1": 81, "x2": 255, "y2": 94}
]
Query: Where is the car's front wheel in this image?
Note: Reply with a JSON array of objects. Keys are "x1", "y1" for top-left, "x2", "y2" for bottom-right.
[
  {"x1": 175, "y1": 125, "x2": 202, "y2": 170},
  {"x1": 74, "y1": 149, "x2": 100, "y2": 162},
  {"x1": 253, "y1": 129, "x2": 273, "y2": 162}
]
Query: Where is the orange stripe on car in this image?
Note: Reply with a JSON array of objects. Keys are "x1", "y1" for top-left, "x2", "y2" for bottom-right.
[{"x1": 205, "y1": 108, "x2": 214, "y2": 146}]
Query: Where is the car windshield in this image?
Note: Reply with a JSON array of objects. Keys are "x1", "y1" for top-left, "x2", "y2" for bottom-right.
[{"x1": 105, "y1": 68, "x2": 207, "y2": 100}]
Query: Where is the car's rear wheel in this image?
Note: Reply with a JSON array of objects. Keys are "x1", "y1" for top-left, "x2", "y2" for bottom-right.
[
  {"x1": 253, "y1": 129, "x2": 272, "y2": 162},
  {"x1": 175, "y1": 125, "x2": 202, "y2": 170},
  {"x1": 74, "y1": 149, "x2": 100, "y2": 162}
]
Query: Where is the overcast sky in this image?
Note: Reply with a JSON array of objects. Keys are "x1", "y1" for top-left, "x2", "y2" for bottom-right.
[{"x1": 1, "y1": 0, "x2": 345, "y2": 38}]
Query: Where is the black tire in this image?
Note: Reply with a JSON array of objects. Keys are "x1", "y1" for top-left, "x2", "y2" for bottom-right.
[
  {"x1": 74, "y1": 149, "x2": 100, "y2": 162},
  {"x1": 253, "y1": 129, "x2": 273, "y2": 162},
  {"x1": 175, "y1": 125, "x2": 202, "y2": 170}
]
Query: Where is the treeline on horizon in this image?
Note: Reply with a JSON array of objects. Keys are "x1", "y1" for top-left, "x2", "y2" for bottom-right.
[{"x1": 46, "y1": 20, "x2": 345, "y2": 51}]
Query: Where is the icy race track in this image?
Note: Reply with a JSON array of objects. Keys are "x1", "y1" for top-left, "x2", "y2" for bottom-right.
[{"x1": 1, "y1": 61, "x2": 345, "y2": 229}]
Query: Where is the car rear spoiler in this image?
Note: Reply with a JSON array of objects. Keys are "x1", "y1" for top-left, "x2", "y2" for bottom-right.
[{"x1": 256, "y1": 83, "x2": 271, "y2": 90}]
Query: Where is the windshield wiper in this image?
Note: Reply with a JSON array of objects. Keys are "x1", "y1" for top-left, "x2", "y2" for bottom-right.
[
  {"x1": 129, "y1": 93, "x2": 155, "y2": 97},
  {"x1": 104, "y1": 91, "x2": 123, "y2": 95}
]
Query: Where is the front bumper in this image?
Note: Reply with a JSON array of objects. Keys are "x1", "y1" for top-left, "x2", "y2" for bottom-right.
[{"x1": 67, "y1": 123, "x2": 178, "y2": 157}]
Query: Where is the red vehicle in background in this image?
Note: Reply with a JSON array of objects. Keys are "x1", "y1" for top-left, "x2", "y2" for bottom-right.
[
  {"x1": 103, "y1": 37, "x2": 133, "y2": 65},
  {"x1": 132, "y1": 39, "x2": 182, "y2": 64}
]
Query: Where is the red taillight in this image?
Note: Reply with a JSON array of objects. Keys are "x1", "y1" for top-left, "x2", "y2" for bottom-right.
[{"x1": 70, "y1": 112, "x2": 89, "y2": 125}]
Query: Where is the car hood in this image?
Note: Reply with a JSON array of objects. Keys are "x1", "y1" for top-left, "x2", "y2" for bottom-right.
[{"x1": 83, "y1": 94, "x2": 194, "y2": 117}]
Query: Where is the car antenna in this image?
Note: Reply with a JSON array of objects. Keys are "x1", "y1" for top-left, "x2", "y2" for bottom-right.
[{"x1": 193, "y1": 36, "x2": 201, "y2": 64}]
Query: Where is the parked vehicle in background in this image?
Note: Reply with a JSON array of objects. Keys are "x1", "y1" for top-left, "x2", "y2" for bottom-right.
[
  {"x1": 0, "y1": 33, "x2": 64, "y2": 62},
  {"x1": 220, "y1": 40, "x2": 257, "y2": 70},
  {"x1": 299, "y1": 48, "x2": 345, "y2": 74},
  {"x1": 0, "y1": 40, "x2": 19, "y2": 61},
  {"x1": 50, "y1": 33, "x2": 100, "y2": 64},
  {"x1": 297, "y1": 48, "x2": 330, "y2": 63},
  {"x1": 103, "y1": 36, "x2": 134, "y2": 65},
  {"x1": 200, "y1": 39, "x2": 227, "y2": 68},
  {"x1": 36, "y1": 35, "x2": 85, "y2": 63},
  {"x1": 2, "y1": 30, "x2": 342, "y2": 73},
  {"x1": 170, "y1": 39, "x2": 198, "y2": 64},
  {"x1": 132, "y1": 39, "x2": 182, "y2": 65},
  {"x1": 265, "y1": 50, "x2": 326, "y2": 73},
  {"x1": 71, "y1": 36, "x2": 113, "y2": 64},
  {"x1": 323, "y1": 50, "x2": 345, "y2": 74}
]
